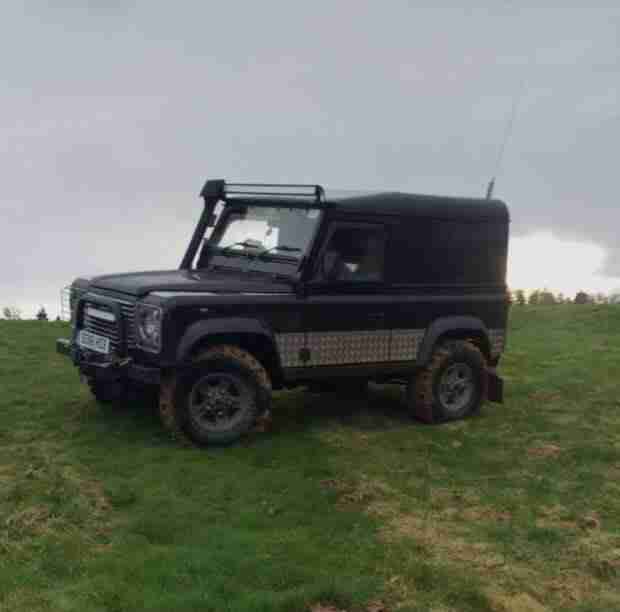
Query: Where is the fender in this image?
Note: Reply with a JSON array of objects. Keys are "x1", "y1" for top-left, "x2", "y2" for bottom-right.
[
  {"x1": 417, "y1": 316, "x2": 490, "y2": 366},
  {"x1": 175, "y1": 316, "x2": 279, "y2": 366}
]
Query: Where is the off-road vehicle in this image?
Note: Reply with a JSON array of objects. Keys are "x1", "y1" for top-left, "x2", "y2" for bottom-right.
[{"x1": 57, "y1": 179, "x2": 510, "y2": 446}]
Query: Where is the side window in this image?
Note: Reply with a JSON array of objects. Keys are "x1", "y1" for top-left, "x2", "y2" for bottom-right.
[{"x1": 314, "y1": 225, "x2": 386, "y2": 282}]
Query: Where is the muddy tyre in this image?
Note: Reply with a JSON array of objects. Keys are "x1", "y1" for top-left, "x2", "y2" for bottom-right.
[
  {"x1": 408, "y1": 340, "x2": 487, "y2": 423},
  {"x1": 159, "y1": 345, "x2": 272, "y2": 447}
]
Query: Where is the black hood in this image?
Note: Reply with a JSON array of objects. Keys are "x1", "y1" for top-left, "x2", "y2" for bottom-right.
[{"x1": 89, "y1": 269, "x2": 294, "y2": 297}]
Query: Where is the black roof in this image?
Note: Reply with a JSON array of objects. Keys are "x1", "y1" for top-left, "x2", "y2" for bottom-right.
[
  {"x1": 324, "y1": 191, "x2": 509, "y2": 222},
  {"x1": 200, "y1": 180, "x2": 509, "y2": 223}
]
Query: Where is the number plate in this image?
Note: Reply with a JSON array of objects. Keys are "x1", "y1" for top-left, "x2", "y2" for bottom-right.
[{"x1": 77, "y1": 330, "x2": 110, "y2": 354}]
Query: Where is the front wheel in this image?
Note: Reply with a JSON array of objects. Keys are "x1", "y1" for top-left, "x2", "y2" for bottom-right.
[
  {"x1": 159, "y1": 345, "x2": 272, "y2": 446},
  {"x1": 407, "y1": 340, "x2": 488, "y2": 423}
]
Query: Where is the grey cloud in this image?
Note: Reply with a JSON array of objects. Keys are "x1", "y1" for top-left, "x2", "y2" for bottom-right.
[{"x1": 2, "y1": 1, "x2": 620, "y2": 315}]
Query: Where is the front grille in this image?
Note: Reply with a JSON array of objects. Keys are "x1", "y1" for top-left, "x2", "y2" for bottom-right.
[
  {"x1": 80, "y1": 297, "x2": 137, "y2": 354},
  {"x1": 120, "y1": 302, "x2": 136, "y2": 348}
]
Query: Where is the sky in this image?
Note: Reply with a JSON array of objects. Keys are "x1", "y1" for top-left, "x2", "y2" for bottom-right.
[{"x1": 2, "y1": 1, "x2": 620, "y2": 318}]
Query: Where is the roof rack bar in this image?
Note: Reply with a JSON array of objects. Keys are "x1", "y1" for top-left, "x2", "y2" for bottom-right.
[
  {"x1": 200, "y1": 179, "x2": 325, "y2": 204},
  {"x1": 226, "y1": 190, "x2": 318, "y2": 198},
  {"x1": 224, "y1": 181, "x2": 324, "y2": 203},
  {"x1": 226, "y1": 183, "x2": 321, "y2": 189}
]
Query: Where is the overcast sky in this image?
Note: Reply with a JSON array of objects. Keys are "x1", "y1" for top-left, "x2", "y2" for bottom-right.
[{"x1": 2, "y1": 1, "x2": 620, "y2": 317}]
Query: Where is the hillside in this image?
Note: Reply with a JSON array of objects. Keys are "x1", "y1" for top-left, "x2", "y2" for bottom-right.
[{"x1": 1, "y1": 306, "x2": 619, "y2": 611}]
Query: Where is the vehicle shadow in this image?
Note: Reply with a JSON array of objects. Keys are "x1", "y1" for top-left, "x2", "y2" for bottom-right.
[
  {"x1": 83, "y1": 383, "x2": 416, "y2": 446},
  {"x1": 78, "y1": 387, "x2": 167, "y2": 442},
  {"x1": 269, "y1": 384, "x2": 416, "y2": 437}
]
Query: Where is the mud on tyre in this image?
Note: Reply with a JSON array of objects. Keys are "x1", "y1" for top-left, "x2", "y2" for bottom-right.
[
  {"x1": 408, "y1": 340, "x2": 488, "y2": 424},
  {"x1": 159, "y1": 345, "x2": 272, "y2": 446}
]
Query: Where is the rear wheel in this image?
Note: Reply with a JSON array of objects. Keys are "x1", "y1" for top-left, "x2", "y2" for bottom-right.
[
  {"x1": 159, "y1": 345, "x2": 272, "y2": 446},
  {"x1": 408, "y1": 340, "x2": 487, "y2": 423}
]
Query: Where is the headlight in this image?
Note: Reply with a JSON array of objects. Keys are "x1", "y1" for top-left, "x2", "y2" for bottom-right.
[{"x1": 136, "y1": 304, "x2": 163, "y2": 353}]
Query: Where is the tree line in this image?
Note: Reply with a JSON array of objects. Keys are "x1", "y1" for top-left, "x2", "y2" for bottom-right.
[
  {"x1": 2, "y1": 289, "x2": 620, "y2": 321},
  {"x1": 2, "y1": 306, "x2": 61, "y2": 321},
  {"x1": 511, "y1": 290, "x2": 619, "y2": 305},
  {"x1": 2, "y1": 291, "x2": 619, "y2": 320}
]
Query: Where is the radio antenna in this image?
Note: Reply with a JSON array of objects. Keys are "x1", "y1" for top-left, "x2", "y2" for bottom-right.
[{"x1": 486, "y1": 78, "x2": 527, "y2": 199}]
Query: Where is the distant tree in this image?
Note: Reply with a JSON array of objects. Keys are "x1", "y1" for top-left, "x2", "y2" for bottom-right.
[
  {"x1": 55, "y1": 315, "x2": 61, "y2": 322},
  {"x1": 539, "y1": 289, "x2": 556, "y2": 305},
  {"x1": 2, "y1": 307, "x2": 22, "y2": 320},
  {"x1": 594, "y1": 292, "x2": 608, "y2": 304},
  {"x1": 36, "y1": 306, "x2": 49, "y2": 321},
  {"x1": 528, "y1": 290, "x2": 540, "y2": 305},
  {"x1": 574, "y1": 291, "x2": 590, "y2": 305},
  {"x1": 514, "y1": 289, "x2": 526, "y2": 306}
]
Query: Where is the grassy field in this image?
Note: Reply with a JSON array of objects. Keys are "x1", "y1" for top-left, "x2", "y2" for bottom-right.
[{"x1": 1, "y1": 306, "x2": 620, "y2": 612}]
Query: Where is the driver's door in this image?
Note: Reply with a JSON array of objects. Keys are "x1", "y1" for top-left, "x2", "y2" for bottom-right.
[{"x1": 298, "y1": 222, "x2": 390, "y2": 369}]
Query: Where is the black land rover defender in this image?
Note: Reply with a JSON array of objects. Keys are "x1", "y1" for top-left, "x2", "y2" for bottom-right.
[{"x1": 57, "y1": 179, "x2": 510, "y2": 446}]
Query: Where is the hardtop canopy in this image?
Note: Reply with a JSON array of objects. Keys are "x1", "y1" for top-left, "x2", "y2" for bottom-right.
[
  {"x1": 325, "y1": 191, "x2": 509, "y2": 223},
  {"x1": 199, "y1": 179, "x2": 509, "y2": 223}
]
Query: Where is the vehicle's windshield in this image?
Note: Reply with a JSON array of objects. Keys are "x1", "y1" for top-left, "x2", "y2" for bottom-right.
[{"x1": 200, "y1": 205, "x2": 322, "y2": 274}]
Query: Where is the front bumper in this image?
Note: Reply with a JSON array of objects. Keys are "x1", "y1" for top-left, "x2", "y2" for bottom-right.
[{"x1": 56, "y1": 338, "x2": 160, "y2": 385}]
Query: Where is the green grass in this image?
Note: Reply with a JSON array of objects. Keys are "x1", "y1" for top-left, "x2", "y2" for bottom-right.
[{"x1": 1, "y1": 306, "x2": 620, "y2": 611}]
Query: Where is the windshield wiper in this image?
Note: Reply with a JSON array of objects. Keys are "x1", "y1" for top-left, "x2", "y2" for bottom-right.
[
  {"x1": 244, "y1": 244, "x2": 302, "y2": 274},
  {"x1": 256, "y1": 245, "x2": 302, "y2": 260},
  {"x1": 218, "y1": 240, "x2": 261, "y2": 257}
]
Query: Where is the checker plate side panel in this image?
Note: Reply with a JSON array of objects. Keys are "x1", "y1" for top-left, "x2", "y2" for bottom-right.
[{"x1": 276, "y1": 329, "x2": 425, "y2": 367}]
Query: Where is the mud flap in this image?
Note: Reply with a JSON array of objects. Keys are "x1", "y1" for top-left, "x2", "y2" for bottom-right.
[
  {"x1": 415, "y1": 402, "x2": 435, "y2": 424},
  {"x1": 487, "y1": 370, "x2": 504, "y2": 403}
]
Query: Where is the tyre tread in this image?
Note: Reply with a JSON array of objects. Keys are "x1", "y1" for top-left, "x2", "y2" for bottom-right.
[
  {"x1": 410, "y1": 340, "x2": 487, "y2": 424},
  {"x1": 159, "y1": 345, "x2": 272, "y2": 446}
]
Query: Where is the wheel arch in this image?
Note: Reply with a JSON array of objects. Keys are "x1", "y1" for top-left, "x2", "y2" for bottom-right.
[
  {"x1": 417, "y1": 316, "x2": 491, "y2": 366},
  {"x1": 175, "y1": 318, "x2": 284, "y2": 388}
]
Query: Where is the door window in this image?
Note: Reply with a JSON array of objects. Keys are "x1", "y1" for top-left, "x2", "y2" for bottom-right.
[{"x1": 315, "y1": 226, "x2": 386, "y2": 282}]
